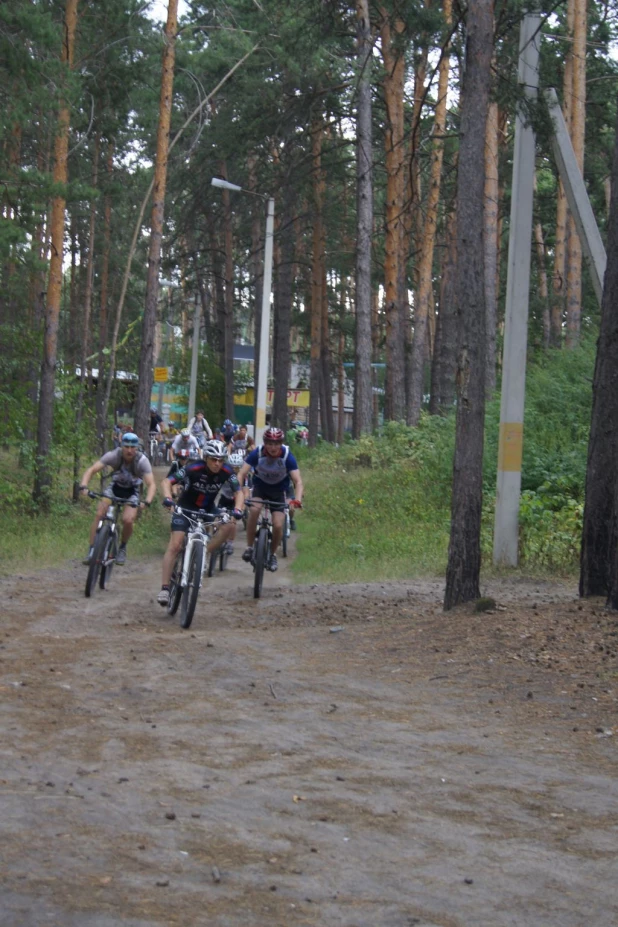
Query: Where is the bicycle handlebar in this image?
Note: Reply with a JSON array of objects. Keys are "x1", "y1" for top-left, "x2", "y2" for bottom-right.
[
  {"x1": 172, "y1": 504, "x2": 231, "y2": 525},
  {"x1": 86, "y1": 489, "x2": 139, "y2": 508}
]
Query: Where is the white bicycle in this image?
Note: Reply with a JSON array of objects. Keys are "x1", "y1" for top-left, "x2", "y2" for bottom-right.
[{"x1": 166, "y1": 505, "x2": 230, "y2": 629}]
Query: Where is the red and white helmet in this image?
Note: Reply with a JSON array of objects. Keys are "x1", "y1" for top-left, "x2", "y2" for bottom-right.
[{"x1": 263, "y1": 427, "x2": 284, "y2": 443}]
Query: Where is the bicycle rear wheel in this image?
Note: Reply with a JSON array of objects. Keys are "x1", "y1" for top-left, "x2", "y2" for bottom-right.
[
  {"x1": 85, "y1": 525, "x2": 109, "y2": 598},
  {"x1": 180, "y1": 543, "x2": 204, "y2": 629},
  {"x1": 167, "y1": 549, "x2": 184, "y2": 616},
  {"x1": 253, "y1": 527, "x2": 268, "y2": 599},
  {"x1": 99, "y1": 531, "x2": 118, "y2": 590}
]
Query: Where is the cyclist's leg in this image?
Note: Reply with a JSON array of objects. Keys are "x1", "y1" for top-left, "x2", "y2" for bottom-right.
[
  {"x1": 270, "y1": 510, "x2": 285, "y2": 557},
  {"x1": 162, "y1": 527, "x2": 187, "y2": 586},
  {"x1": 120, "y1": 502, "x2": 139, "y2": 545},
  {"x1": 245, "y1": 496, "x2": 263, "y2": 547}
]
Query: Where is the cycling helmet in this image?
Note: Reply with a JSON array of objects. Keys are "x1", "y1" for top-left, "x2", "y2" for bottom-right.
[
  {"x1": 203, "y1": 439, "x2": 228, "y2": 459},
  {"x1": 121, "y1": 432, "x2": 140, "y2": 447},
  {"x1": 263, "y1": 426, "x2": 284, "y2": 442},
  {"x1": 228, "y1": 451, "x2": 245, "y2": 468},
  {"x1": 180, "y1": 428, "x2": 191, "y2": 439},
  {"x1": 223, "y1": 419, "x2": 232, "y2": 427}
]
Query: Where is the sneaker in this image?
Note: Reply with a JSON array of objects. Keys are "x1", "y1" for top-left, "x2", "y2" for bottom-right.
[
  {"x1": 157, "y1": 587, "x2": 170, "y2": 606},
  {"x1": 224, "y1": 542, "x2": 234, "y2": 556},
  {"x1": 290, "y1": 517, "x2": 296, "y2": 531},
  {"x1": 267, "y1": 553, "x2": 278, "y2": 572},
  {"x1": 83, "y1": 548, "x2": 94, "y2": 566},
  {"x1": 115, "y1": 546, "x2": 127, "y2": 566},
  {"x1": 242, "y1": 547, "x2": 253, "y2": 563}
]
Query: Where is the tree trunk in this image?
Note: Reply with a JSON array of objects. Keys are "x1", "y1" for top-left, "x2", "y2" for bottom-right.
[
  {"x1": 429, "y1": 208, "x2": 458, "y2": 413},
  {"x1": 565, "y1": 0, "x2": 587, "y2": 348},
  {"x1": 484, "y1": 88, "x2": 499, "y2": 396},
  {"x1": 551, "y1": 0, "x2": 575, "y2": 348},
  {"x1": 134, "y1": 0, "x2": 178, "y2": 443},
  {"x1": 272, "y1": 173, "x2": 295, "y2": 429},
  {"x1": 580, "y1": 107, "x2": 618, "y2": 601},
  {"x1": 444, "y1": 0, "x2": 493, "y2": 610},
  {"x1": 353, "y1": 0, "x2": 374, "y2": 437},
  {"x1": 220, "y1": 164, "x2": 236, "y2": 418},
  {"x1": 96, "y1": 140, "x2": 114, "y2": 447},
  {"x1": 34, "y1": 0, "x2": 79, "y2": 507},
  {"x1": 408, "y1": 0, "x2": 451, "y2": 424},
  {"x1": 309, "y1": 116, "x2": 325, "y2": 447},
  {"x1": 321, "y1": 265, "x2": 336, "y2": 442},
  {"x1": 380, "y1": 11, "x2": 407, "y2": 422},
  {"x1": 533, "y1": 175, "x2": 551, "y2": 349}
]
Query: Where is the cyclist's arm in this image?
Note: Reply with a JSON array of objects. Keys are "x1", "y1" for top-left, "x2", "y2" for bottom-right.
[
  {"x1": 161, "y1": 476, "x2": 174, "y2": 501},
  {"x1": 289, "y1": 469, "x2": 303, "y2": 505},
  {"x1": 237, "y1": 461, "x2": 251, "y2": 486},
  {"x1": 143, "y1": 471, "x2": 157, "y2": 505},
  {"x1": 79, "y1": 459, "x2": 105, "y2": 488}
]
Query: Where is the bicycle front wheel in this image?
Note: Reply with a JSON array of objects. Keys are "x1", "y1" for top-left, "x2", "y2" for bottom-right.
[
  {"x1": 167, "y1": 549, "x2": 184, "y2": 616},
  {"x1": 180, "y1": 543, "x2": 204, "y2": 629},
  {"x1": 253, "y1": 527, "x2": 268, "y2": 599},
  {"x1": 282, "y1": 512, "x2": 289, "y2": 558},
  {"x1": 85, "y1": 525, "x2": 110, "y2": 598},
  {"x1": 99, "y1": 531, "x2": 118, "y2": 590}
]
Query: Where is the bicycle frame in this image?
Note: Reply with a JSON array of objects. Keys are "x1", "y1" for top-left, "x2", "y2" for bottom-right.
[{"x1": 176, "y1": 507, "x2": 229, "y2": 585}]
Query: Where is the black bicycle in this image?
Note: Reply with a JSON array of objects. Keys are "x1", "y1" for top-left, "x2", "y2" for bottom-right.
[
  {"x1": 84, "y1": 491, "x2": 137, "y2": 598},
  {"x1": 246, "y1": 499, "x2": 287, "y2": 599}
]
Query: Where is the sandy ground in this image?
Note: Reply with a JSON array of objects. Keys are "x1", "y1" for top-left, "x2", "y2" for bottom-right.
[{"x1": 1, "y1": 524, "x2": 618, "y2": 927}]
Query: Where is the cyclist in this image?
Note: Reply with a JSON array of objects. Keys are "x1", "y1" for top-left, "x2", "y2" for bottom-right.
[
  {"x1": 237, "y1": 426, "x2": 303, "y2": 573},
  {"x1": 170, "y1": 428, "x2": 200, "y2": 462},
  {"x1": 150, "y1": 407, "x2": 163, "y2": 434},
  {"x1": 157, "y1": 439, "x2": 244, "y2": 606},
  {"x1": 227, "y1": 423, "x2": 252, "y2": 456},
  {"x1": 187, "y1": 410, "x2": 213, "y2": 451},
  {"x1": 221, "y1": 418, "x2": 236, "y2": 444},
  {"x1": 214, "y1": 451, "x2": 247, "y2": 556},
  {"x1": 79, "y1": 432, "x2": 156, "y2": 566}
]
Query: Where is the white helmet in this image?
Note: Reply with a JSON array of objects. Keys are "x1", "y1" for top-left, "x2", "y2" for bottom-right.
[
  {"x1": 181, "y1": 428, "x2": 191, "y2": 439},
  {"x1": 203, "y1": 439, "x2": 228, "y2": 459},
  {"x1": 228, "y1": 452, "x2": 245, "y2": 468}
]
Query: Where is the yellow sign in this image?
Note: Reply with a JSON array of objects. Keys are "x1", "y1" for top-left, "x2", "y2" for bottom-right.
[
  {"x1": 154, "y1": 367, "x2": 169, "y2": 383},
  {"x1": 267, "y1": 389, "x2": 310, "y2": 408}
]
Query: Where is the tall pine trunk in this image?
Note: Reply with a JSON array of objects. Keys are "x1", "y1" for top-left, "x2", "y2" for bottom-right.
[
  {"x1": 565, "y1": 0, "x2": 587, "y2": 348},
  {"x1": 444, "y1": 0, "x2": 493, "y2": 610},
  {"x1": 580, "y1": 107, "x2": 618, "y2": 601},
  {"x1": 429, "y1": 208, "x2": 457, "y2": 413},
  {"x1": 34, "y1": 0, "x2": 79, "y2": 507},
  {"x1": 134, "y1": 0, "x2": 178, "y2": 442},
  {"x1": 408, "y1": 0, "x2": 451, "y2": 423},
  {"x1": 220, "y1": 164, "x2": 236, "y2": 418},
  {"x1": 353, "y1": 0, "x2": 374, "y2": 437},
  {"x1": 380, "y1": 11, "x2": 406, "y2": 422},
  {"x1": 484, "y1": 88, "x2": 499, "y2": 396},
  {"x1": 309, "y1": 116, "x2": 325, "y2": 447}
]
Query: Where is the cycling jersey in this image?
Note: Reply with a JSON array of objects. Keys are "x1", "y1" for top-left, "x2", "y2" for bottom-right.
[
  {"x1": 100, "y1": 448, "x2": 152, "y2": 491},
  {"x1": 244, "y1": 444, "x2": 298, "y2": 493},
  {"x1": 171, "y1": 434, "x2": 200, "y2": 455},
  {"x1": 170, "y1": 460, "x2": 240, "y2": 510}
]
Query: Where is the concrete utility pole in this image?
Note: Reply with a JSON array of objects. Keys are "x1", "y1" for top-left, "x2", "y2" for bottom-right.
[
  {"x1": 493, "y1": 12, "x2": 540, "y2": 567},
  {"x1": 545, "y1": 87, "x2": 607, "y2": 306}
]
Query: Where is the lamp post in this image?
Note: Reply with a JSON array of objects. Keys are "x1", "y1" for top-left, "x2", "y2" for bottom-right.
[{"x1": 211, "y1": 177, "x2": 274, "y2": 445}]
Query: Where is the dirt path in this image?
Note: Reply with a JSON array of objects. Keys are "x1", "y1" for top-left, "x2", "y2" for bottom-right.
[{"x1": 1, "y1": 532, "x2": 617, "y2": 926}]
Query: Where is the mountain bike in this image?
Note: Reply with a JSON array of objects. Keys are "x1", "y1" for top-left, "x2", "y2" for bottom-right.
[
  {"x1": 85, "y1": 491, "x2": 137, "y2": 598},
  {"x1": 167, "y1": 506, "x2": 231, "y2": 629},
  {"x1": 246, "y1": 499, "x2": 287, "y2": 599},
  {"x1": 281, "y1": 504, "x2": 291, "y2": 558}
]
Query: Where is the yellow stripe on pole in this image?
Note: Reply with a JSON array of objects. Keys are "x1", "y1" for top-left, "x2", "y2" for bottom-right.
[
  {"x1": 497, "y1": 422, "x2": 524, "y2": 472},
  {"x1": 256, "y1": 408, "x2": 266, "y2": 429}
]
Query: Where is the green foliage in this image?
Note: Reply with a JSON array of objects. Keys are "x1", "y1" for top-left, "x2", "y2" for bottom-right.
[{"x1": 168, "y1": 344, "x2": 226, "y2": 426}]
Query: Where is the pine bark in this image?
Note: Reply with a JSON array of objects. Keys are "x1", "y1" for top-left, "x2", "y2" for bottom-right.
[
  {"x1": 444, "y1": 0, "x2": 493, "y2": 610},
  {"x1": 34, "y1": 0, "x2": 79, "y2": 506},
  {"x1": 380, "y1": 11, "x2": 407, "y2": 422},
  {"x1": 272, "y1": 173, "x2": 294, "y2": 430},
  {"x1": 134, "y1": 0, "x2": 178, "y2": 443},
  {"x1": 484, "y1": 90, "x2": 499, "y2": 396},
  {"x1": 309, "y1": 117, "x2": 325, "y2": 447},
  {"x1": 408, "y1": 0, "x2": 451, "y2": 424},
  {"x1": 565, "y1": 0, "x2": 587, "y2": 348},
  {"x1": 429, "y1": 208, "x2": 457, "y2": 413},
  {"x1": 580, "y1": 107, "x2": 618, "y2": 601},
  {"x1": 353, "y1": 0, "x2": 374, "y2": 437}
]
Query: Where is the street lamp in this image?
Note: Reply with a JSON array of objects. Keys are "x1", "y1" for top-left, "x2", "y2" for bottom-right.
[{"x1": 211, "y1": 176, "x2": 274, "y2": 446}]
